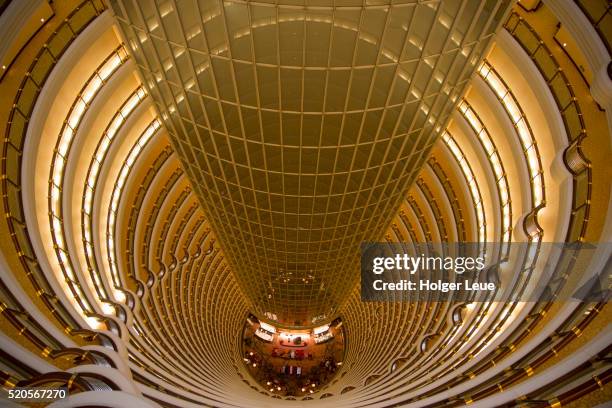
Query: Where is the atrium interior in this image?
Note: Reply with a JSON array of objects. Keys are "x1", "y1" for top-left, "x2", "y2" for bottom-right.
[{"x1": 0, "y1": 0, "x2": 610, "y2": 407}]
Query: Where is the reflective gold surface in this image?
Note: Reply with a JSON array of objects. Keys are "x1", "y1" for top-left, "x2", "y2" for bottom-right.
[{"x1": 111, "y1": 0, "x2": 512, "y2": 326}]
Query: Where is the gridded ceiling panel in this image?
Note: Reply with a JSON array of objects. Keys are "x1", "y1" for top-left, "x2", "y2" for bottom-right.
[{"x1": 110, "y1": 0, "x2": 512, "y2": 327}]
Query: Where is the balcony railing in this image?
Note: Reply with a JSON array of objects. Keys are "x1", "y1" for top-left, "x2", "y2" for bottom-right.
[
  {"x1": 2, "y1": 0, "x2": 107, "y2": 334},
  {"x1": 575, "y1": 0, "x2": 611, "y2": 54},
  {"x1": 504, "y1": 12, "x2": 591, "y2": 242}
]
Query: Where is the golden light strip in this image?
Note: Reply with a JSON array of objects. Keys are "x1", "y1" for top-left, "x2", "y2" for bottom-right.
[
  {"x1": 102, "y1": 119, "x2": 162, "y2": 374},
  {"x1": 441, "y1": 132, "x2": 487, "y2": 243},
  {"x1": 106, "y1": 119, "x2": 162, "y2": 299},
  {"x1": 466, "y1": 62, "x2": 547, "y2": 352},
  {"x1": 440, "y1": 131, "x2": 496, "y2": 351},
  {"x1": 48, "y1": 46, "x2": 128, "y2": 328},
  {"x1": 458, "y1": 100, "x2": 512, "y2": 245},
  {"x1": 478, "y1": 61, "x2": 544, "y2": 238},
  {"x1": 456, "y1": 70, "x2": 548, "y2": 353},
  {"x1": 442, "y1": 122, "x2": 516, "y2": 354},
  {"x1": 449, "y1": 100, "x2": 516, "y2": 356},
  {"x1": 82, "y1": 87, "x2": 146, "y2": 308}
]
